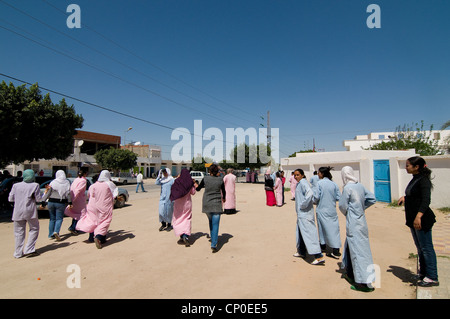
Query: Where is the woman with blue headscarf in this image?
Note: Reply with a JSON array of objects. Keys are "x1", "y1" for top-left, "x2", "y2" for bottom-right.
[{"x1": 8, "y1": 169, "x2": 49, "y2": 258}]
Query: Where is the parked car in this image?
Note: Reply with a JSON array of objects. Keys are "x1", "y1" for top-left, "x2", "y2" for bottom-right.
[
  {"x1": 39, "y1": 177, "x2": 129, "y2": 210},
  {"x1": 110, "y1": 172, "x2": 137, "y2": 185},
  {"x1": 190, "y1": 171, "x2": 205, "y2": 184}
]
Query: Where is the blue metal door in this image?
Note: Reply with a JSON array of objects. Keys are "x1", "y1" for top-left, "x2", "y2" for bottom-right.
[{"x1": 373, "y1": 160, "x2": 391, "y2": 202}]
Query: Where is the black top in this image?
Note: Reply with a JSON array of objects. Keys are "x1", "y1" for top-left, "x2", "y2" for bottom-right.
[{"x1": 404, "y1": 174, "x2": 435, "y2": 231}]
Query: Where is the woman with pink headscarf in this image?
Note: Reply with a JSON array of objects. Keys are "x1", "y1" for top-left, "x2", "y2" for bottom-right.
[{"x1": 76, "y1": 170, "x2": 117, "y2": 249}]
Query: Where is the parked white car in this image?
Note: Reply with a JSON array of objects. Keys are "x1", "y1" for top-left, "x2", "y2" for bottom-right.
[
  {"x1": 190, "y1": 171, "x2": 205, "y2": 183},
  {"x1": 110, "y1": 172, "x2": 137, "y2": 185}
]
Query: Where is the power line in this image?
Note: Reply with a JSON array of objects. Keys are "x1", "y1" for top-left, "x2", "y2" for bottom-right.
[
  {"x1": 1, "y1": 0, "x2": 255, "y2": 127},
  {"x1": 41, "y1": 0, "x2": 256, "y2": 118}
]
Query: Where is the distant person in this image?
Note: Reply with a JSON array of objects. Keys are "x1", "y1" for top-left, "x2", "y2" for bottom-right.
[
  {"x1": 195, "y1": 164, "x2": 226, "y2": 253},
  {"x1": 313, "y1": 166, "x2": 341, "y2": 257},
  {"x1": 264, "y1": 169, "x2": 276, "y2": 206},
  {"x1": 274, "y1": 172, "x2": 283, "y2": 207},
  {"x1": 65, "y1": 167, "x2": 89, "y2": 235},
  {"x1": 170, "y1": 168, "x2": 196, "y2": 246},
  {"x1": 76, "y1": 170, "x2": 118, "y2": 249},
  {"x1": 310, "y1": 171, "x2": 319, "y2": 188},
  {"x1": 8, "y1": 169, "x2": 49, "y2": 258},
  {"x1": 45, "y1": 170, "x2": 72, "y2": 241},
  {"x1": 398, "y1": 156, "x2": 438, "y2": 287},
  {"x1": 136, "y1": 172, "x2": 146, "y2": 193},
  {"x1": 0, "y1": 170, "x2": 14, "y2": 210},
  {"x1": 289, "y1": 171, "x2": 297, "y2": 201},
  {"x1": 338, "y1": 166, "x2": 376, "y2": 292},
  {"x1": 223, "y1": 168, "x2": 237, "y2": 214},
  {"x1": 156, "y1": 168, "x2": 174, "y2": 231},
  {"x1": 280, "y1": 171, "x2": 286, "y2": 204},
  {"x1": 293, "y1": 169, "x2": 325, "y2": 265}
]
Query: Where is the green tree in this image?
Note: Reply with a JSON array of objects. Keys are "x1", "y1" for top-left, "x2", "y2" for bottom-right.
[
  {"x1": 191, "y1": 156, "x2": 213, "y2": 172},
  {"x1": 227, "y1": 143, "x2": 272, "y2": 170},
  {"x1": 368, "y1": 121, "x2": 440, "y2": 156},
  {"x1": 0, "y1": 81, "x2": 84, "y2": 167},
  {"x1": 94, "y1": 147, "x2": 137, "y2": 174}
]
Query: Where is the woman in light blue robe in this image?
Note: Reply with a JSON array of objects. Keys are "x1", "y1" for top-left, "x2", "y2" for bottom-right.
[
  {"x1": 338, "y1": 166, "x2": 376, "y2": 292},
  {"x1": 313, "y1": 167, "x2": 341, "y2": 257},
  {"x1": 293, "y1": 169, "x2": 324, "y2": 265},
  {"x1": 156, "y1": 168, "x2": 174, "y2": 231}
]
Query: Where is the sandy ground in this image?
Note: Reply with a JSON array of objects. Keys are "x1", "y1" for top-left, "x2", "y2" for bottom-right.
[{"x1": 0, "y1": 182, "x2": 421, "y2": 299}]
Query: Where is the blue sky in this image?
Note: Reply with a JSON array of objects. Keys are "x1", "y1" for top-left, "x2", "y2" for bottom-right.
[{"x1": 1, "y1": 0, "x2": 449, "y2": 160}]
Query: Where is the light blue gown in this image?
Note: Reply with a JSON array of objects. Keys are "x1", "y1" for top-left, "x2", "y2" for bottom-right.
[
  {"x1": 313, "y1": 178, "x2": 341, "y2": 249},
  {"x1": 295, "y1": 178, "x2": 321, "y2": 255},
  {"x1": 156, "y1": 177, "x2": 174, "y2": 224},
  {"x1": 338, "y1": 182, "x2": 376, "y2": 284}
]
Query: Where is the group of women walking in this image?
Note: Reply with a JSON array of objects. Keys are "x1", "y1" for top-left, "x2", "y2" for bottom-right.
[
  {"x1": 7, "y1": 155, "x2": 438, "y2": 291},
  {"x1": 157, "y1": 165, "x2": 236, "y2": 253},
  {"x1": 8, "y1": 168, "x2": 118, "y2": 256}
]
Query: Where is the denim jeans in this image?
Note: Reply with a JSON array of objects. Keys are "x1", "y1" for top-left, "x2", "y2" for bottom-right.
[
  {"x1": 136, "y1": 182, "x2": 145, "y2": 192},
  {"x1": 206, "y1": 213, "x2": 221, "y2": 248},
  {"x1": 48, "y1": 202, "x2": 66, "y2": 237},
  {"x1": 410, "y1": 227, "x2": 438, "y2": 281}
]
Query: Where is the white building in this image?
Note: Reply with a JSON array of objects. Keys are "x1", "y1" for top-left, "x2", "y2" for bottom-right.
[{"x1": 343, "y1": 130, "x2": 450, "y2": 154}]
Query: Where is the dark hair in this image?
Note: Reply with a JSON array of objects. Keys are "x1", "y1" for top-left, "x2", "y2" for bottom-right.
[
  {"x1": 318, "y1": 166, "x2": 333, "y2": 180},
  {"x1": 78, "y1": 167, "x2": 89, "y2": 178},
  {"x1": 294, "y1": 168, "x2": 305, "y2": 178},
  {"x1": 407, "y1": 156, "x2": 432, "y2": 182},
  {"x1": 209, "y1": 164, "x2": 219, "y2": 176}
]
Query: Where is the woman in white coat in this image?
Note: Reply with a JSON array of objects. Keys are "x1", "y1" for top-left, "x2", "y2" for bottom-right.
[
  {"x1": 338, "y1": 166, "x2": 376, "y2": 292},
  {"x1": 293, "y1": 169, "x2": 324, "y2": 265}
]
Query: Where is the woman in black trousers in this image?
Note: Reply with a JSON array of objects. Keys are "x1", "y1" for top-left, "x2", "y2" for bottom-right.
[{"x1": 398, "y1": 156, "x2": 438, "y2": 287}]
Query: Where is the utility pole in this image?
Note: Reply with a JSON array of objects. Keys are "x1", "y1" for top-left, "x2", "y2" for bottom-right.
[{"x1": 267, "y1": 110, "x2": 271, "y2": 149}]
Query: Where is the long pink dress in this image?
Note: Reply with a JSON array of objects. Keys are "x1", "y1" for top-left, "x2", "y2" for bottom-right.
[
  {"x1": 223, "y1": 173, "x2": 236, "y2": 213},
  {"x1": 274, "y1": 177, "x2": 283, "y2": 207},
  {"x1": 172, "y1": 186, "x2": 196, "y2": 237},
  {"x1": 76, "y1": 181, "x2": 114, "y2": 236},
  {"x1": 64, "y1": 177, "x2": 87, "y2": 220},
  {"x1": 289, "y1": 175, "x2": 297, "y2": 200}
]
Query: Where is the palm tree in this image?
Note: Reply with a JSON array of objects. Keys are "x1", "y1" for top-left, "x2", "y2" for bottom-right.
[{"x1": 441, "y1": 120, "x2": 450, "y2": 130}]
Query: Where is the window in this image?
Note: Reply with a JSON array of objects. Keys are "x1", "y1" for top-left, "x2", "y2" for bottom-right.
[
  {"x1": 434, "y1": 133, "x2": 441, "y2": 140},
  {"x1": 379, "y1": 135, "x2": 385, "y2": 139}
]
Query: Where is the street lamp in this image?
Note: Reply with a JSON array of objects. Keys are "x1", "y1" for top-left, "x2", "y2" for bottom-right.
[{"x1": 123, "y1": 127, "x2": 133, "y2": 146}]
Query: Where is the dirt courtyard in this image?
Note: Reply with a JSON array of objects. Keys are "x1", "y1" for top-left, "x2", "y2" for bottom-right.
[{"x1": 0, "y1": 182, "x2": 421, "y2": 299}]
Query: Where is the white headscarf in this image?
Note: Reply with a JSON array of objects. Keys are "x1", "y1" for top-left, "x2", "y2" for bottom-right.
[
  {"x1": 341, "y1": 166, "x2": 359, "y2": 186},
  {"x1": 98, "y1": 170, "x2": 119, "y2": 197},
  {"x1": 50, "y1": 170, "x2": 71, "y2": 198},
  {"x1": 158, "y1": 168, "x2": 174, "y2": 184}
]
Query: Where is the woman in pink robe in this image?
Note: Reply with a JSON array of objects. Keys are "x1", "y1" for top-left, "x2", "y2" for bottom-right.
[
  {"x1": 171, "y1": 168, "x2": 196, "y2": 246},
  {"x1": 223, "y1": 169, "x2": 237, "y2": 214},
  {"x1": 274, "y1": 172, "x2": 283, "y2": 207},
  {"x1": 289, "y1": 172, "x2": 297, "y2": 201},
  {"x1": 76, "y1": 170, "x2": 116, "y2": 249},
  {"x1": 64, "y1": 168, "x2": 88, "y2": 234}
]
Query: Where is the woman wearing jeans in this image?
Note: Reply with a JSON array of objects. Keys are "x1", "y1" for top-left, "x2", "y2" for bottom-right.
[
  {"x1": 44, "y1": 170, "x2": 72, "y2": 241},
  {"x1": 398, "y1": 156, "x2": 438, "y2": 287},
  {"x1": 195, "y1": 164, "x2": 226, "y2": 253}
]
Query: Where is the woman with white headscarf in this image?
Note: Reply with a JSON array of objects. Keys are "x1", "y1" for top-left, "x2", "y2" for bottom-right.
[
  {"x1": 45, "y1": 170, "x2": 72, "y2": 241},
  {"x1": 338, "y1": 166, "x2": 376, "y2": 292},
  {"x1": 76, "y1": 170, "x2": 116, "y2": 249},
  {"x1": 156, "y1": 168, "x2": 174, "y2": 231}
]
